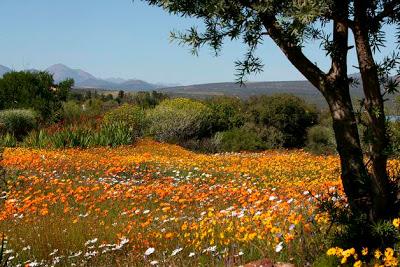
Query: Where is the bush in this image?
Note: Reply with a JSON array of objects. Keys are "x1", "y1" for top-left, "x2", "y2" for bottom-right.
[
  {"x1": 205, "y1": 96, "x2": 245, "y2": 133},
  {"x1": 147, "y1": 98, "x2": 212, "y2": 143},
  {"x1": 213, "y1": 123, "x2": 285, "y2": 152},
  {"x1": 0, "y1": 109, "x2": 37, "y2": 140},
  {"x1": 213, "y1": 127, "x2": 264, "y2": 152},
  {"x1": 305, "y1": 125, "x2": 336, "y2": 155},
  {"x1": 389, "y1": 122, "x2": 400, "y2": 157},
  {"x1": 103, "y1": 104, "x2": 146, "y2": 137},
  {"x1": 247, "y1": 94, "x2": 318, "y2": 148},
  {"x1": 0, "y1": 71, "x2": 73, "y2": 121},
  {"x1": 62, "y1": 101, "x2": 84, "y2": 124}
]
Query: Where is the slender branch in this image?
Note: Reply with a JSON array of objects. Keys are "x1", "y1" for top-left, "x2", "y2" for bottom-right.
[
  {"x1": 260, "y1": 14, "x2": 328, "y2": 93},
  {"x1": 373, "y1": 0, "x2": 400, "y2": 24}
]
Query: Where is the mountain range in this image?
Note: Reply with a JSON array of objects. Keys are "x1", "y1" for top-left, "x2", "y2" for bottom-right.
[
  {"x1": 1, "y1": 63, "x2": 398, "y2": 108},
  {"x1": 0, "y1": 64, "x2": 176, "y2": 91}
]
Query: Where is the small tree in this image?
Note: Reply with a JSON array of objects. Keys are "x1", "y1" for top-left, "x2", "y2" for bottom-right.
[
  {"x1": 142, "y1": 0, "x2": 400, "y2": 244},
  {"x1": 0, "y1": 71, "x2": 73, "y2": 121}
]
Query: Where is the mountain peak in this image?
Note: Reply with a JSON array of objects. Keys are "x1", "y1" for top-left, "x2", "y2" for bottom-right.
[{"x1": 46, "y1": 64, "x2": 96, "y2": 83}]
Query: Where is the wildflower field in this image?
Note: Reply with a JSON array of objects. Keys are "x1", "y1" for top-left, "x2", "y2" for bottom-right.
[{"x1": 1, "y1": 140, "x2": 400, "y2": 266}]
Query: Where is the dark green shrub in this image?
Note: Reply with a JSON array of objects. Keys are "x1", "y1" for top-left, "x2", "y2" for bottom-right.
[
  {"x1": 242, "y1": 123, "x2": 285, "y2": 150},
  {"x1": 205, "y1": 96, "x2": 245, "y2": 133},
  {"x1": 147, "y1": 98, "x2": 212, "y2": 143},
  {"x1": 213, "y1": 123, "x2": 285, "y2": 152},
  {"x1": 0, "y1": 109, "x2": 37, "y2": 140},
  {"x1": 0, "y1": 71, "x2": 72, "y2": 121},
  {"x1": 213, "y1": 127, "x2": 264, "y2": 152},
  {"x1": 305, "y1": 125, "x2": 336, "y2": 155},
  {"x1": 247, "y1": 94, "x2": 318, "y2": 148},
  {"x1": 389, "y1": 122, "x2": 400, "y2": 157}
]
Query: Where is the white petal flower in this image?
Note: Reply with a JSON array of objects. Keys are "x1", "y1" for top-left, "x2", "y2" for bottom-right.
[
  {"x1": 275, "y1": 242, "x2": 284, "y2": 253},
  {"x1": 144, "y1": 247, "x2": 155, "y2": 256},
  {"x1": 150, "y1": 260, "x2": 159, "y2": 265},
  {"x1": 171, "y1": 248, "x2": 183, "y2": 256}
]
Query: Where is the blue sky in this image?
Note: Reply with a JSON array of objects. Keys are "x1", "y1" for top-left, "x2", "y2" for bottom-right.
[{"x1": 0, "y1": 0, "x2": 398, "y2": 85}]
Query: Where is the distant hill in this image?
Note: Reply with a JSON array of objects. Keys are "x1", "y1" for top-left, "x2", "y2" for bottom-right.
[
  {"x1": 46, "y1": 64, "x2": 97, "y2": 84},
  {"x1": 0, "y1": 63, "x2": 174, "y2": 91},
  {"x1": 159, "y1": 80, "x2": 366, "y2": 108},
  {"x1": 0, "y1": 65, "x2": 11, "y2": 77}
]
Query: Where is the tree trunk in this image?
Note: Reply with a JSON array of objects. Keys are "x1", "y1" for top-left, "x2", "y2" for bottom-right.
[
  {"x1": 353, "y1": 1, "x2": 394, "y2": 219},
  {"x1": 324, "y1": 80, "x2": 375, "y2": 219}
]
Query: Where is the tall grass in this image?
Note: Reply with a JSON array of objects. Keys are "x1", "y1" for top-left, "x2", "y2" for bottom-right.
[{"x1": 22, "y1": 122, "x2": 137, "y2": 149}]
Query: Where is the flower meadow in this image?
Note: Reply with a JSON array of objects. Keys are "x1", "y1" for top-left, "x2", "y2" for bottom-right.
[{"x1": 1, "y1": 139, "x2": 400, "y2": 266}]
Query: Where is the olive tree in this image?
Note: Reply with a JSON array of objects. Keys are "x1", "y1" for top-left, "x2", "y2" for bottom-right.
[{"x1": 141, "y1": 0, "x2": 400, "y2": 231}]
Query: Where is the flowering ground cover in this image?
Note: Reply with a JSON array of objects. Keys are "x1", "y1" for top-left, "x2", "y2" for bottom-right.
[{"x1": 1, "y1": 139, "x2": 400, "y2": 266}]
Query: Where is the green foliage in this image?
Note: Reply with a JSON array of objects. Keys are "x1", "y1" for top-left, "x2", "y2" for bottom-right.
[
  {"x1": 0, "y1": 71, "x2": 72, "y2": 121},
  {"x1": 306, "y1": 125, "x2": 336, "y2": 155},
  {"x1": 23, "y1": 122, "x2": 137, "y2": 149},
  {"x1": 205, "y1": 96, "x2": 245, "y2": 133},
  {"x1": 0, "y1": 133, "x2": 17, "y2": 148},
  {"x1": 95, "y1": 122, "x2": 136, "y2": 147},
  {"x1": 126, "y1": 91, "x2": 168, "y2": 109},
  {"x1": 62, "y1": 101, "x2": 84, "y2": 124},
  {"x1": 83, "y1": 98, "x2": 103, "y2": 117},
  {"x1": 247, "y1": 94, "x2": 317, "y2": 148},
  {"x1": 22, "y1": 130, "x2": 50, "y2": 149},
  {"x1": 213, "y1": 127, "x2": 264, "y2": 152},
  {"x1": 103, "y1": 104, "x2": 146, "y2": 137},
  {"x1": 0, "y1": 109, "x2": 37, "y2": 140},
  {"x1": 147, "y1": 98, "x2": 212, "y2": 143},
  {"x1": 213, "y1": 123, "x2": 284, "y2": 152},
  {"x1": 389, "y1": 122, "x2": 400, "y2": 157},
  {"x1": 318, "y1": 191, "x2": 400, "y2": 250}
]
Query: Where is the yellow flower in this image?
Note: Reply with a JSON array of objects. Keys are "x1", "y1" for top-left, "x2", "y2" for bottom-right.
[
  {"x1": 353, "y1": 260, "x2": 362, "y2": 267},
  {"x1": 361, "y1": 247, "x2": 368, "y2": 256},
  {"x1": 393, "y1": 218, "x2": 400, "y2": 228},
  {"x1": 384, "y1": 247, "x2": 394, "y2": 258},
  {"x1": 327, "y1": 247, "x2": 337, "y2": 256},
  {"x1": 375, "y1": 249, "x2": 382, "y2": 259}
]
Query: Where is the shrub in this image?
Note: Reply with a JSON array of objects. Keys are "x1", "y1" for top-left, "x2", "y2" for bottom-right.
[
  {"x1": 0, "y1": 71, "x2": 73, "y2": 121},
  {"x1": 305, "y1": 125, "x2": 336, "y2": 155},
  {"x1": 62, "y1": 101, "x2": 84, "y2": 124},
  {"x1": 213, "y1": 127, "x2": 263, "y2": 152},
  {"x1": 0, "y1": 109, "x2": 37, "y2": 140},
  {"x1": 205, "y1": 96, "x2": 245, "y2": 133},
  {"x1": 389, "y1": 122, "x2": 400, "y2": 157},
  {"x1": 103, "y1": 104, "x2": 146, "y2": 137},
  {"x1": 213, "y1": 123, "x2": 285, "y2": 152},
  {"x1": 247, "y1": 94, "x2": 318, "y2": 148},
  {"x1": 147, "y1": 98, "x2": 212, "y2": 143}
]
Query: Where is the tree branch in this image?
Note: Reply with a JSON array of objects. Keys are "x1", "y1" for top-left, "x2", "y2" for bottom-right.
[
  {"x1": 260, "y1": 14, "x2": 328, "y2": 93},
  {"x1": 373, "y1": 0, "x2": 400, "y2": 24}
]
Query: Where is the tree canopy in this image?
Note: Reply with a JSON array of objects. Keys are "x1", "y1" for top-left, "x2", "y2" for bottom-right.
[{"x1": 0, "y1": 71, "x2": 74, "y2": 121}]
